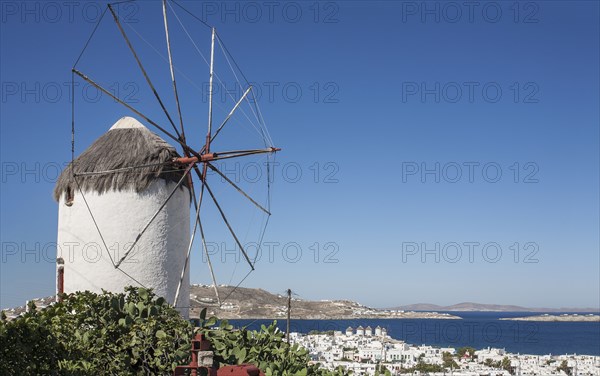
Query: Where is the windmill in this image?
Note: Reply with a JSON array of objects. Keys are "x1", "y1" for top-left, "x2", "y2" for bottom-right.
[{"x1": 54, "y1": 0, "x2": 280, "y2": 317}]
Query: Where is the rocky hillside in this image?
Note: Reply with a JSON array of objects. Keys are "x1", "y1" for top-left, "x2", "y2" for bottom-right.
[
  {"x1": 5, "y1": 286, "x2": 461, "y2": 320},
  {"x1": 190, "y1": 285, "x2": 459, "y2": 320}
]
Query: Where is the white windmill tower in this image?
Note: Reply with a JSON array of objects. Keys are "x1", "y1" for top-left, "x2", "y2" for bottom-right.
[
  {"x1": 54, "y1": 116, "x2": 191, "y2": 315},
  {"x1": 55, "y1": 0, "x2": 280, "y2": 318}
]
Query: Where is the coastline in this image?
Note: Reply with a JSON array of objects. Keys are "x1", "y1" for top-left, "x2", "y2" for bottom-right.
[
  {"x1": 500, "y1": 314, "x2": 600, "y2": 322},
  {"x1": 229, "y1": 312, "x2": 600, "y2": 357},
  {"x1": 190, "y1": 308, "x2": 462, "y2": 320},
  {"x1": 290, "y1": 329, "x2": 600, "y2": 375}
]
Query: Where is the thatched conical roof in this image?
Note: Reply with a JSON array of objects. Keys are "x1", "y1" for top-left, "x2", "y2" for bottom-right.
[{"x1": 54, "y1": 116, "x2": 188, "y2": 201}]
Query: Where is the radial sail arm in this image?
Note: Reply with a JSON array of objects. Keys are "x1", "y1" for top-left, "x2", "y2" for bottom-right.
[
  {"x1": 200, "y1": 86, "x2": 254, "y2": 154},
  {"x1": 108, "y1": 4, "x2": 181, "y2": 140},
  {"x1": 207, "y1": 162, "x2": 270, "y2": 215},
  {"x1": 162, "y1": 0, "x2": 186, "y2": 143},
  {"x1": 72, "y1": 69, "x2": 201, "y2": 161},
  {"x1": 204, "y1": 181, "x2": 255, "y2": 270},
  {"x1": 174, "y1": 180, "x2": 221, "y2": 307}
]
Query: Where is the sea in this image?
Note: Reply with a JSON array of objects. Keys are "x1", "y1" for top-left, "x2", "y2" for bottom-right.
[{"x1": 229, "y1": 312, "x2": 600, "y2": 356}]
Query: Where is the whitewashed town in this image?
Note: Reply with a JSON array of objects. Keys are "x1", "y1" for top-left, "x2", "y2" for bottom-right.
[{"x1": 290, "y1": 325, "x2": 600, "y2": 376}]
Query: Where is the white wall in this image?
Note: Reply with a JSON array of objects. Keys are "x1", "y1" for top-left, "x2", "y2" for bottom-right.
[{"x1": 56, "y1": 180, "x2": 190, "y2": 317}]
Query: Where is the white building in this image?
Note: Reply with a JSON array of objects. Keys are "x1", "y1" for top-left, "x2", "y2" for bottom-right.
[
  {"x1": 54, "y1": 116, "x2": 191, "y2": 317},
  {"x1": 290, "y1": 328, "x2": 600, "y2": 376}
]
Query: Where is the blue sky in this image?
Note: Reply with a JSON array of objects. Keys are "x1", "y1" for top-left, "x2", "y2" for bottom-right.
[{"x1": 1, "y1": 1, "x2": 598, "y2": 310}]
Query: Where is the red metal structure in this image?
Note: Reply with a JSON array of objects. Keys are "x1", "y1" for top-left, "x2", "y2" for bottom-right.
[
  {"x1": 174, "y1": 334, "x2": 265, "y2": 376},
  {"x1": 56, "y1": 257, "x2": 64, "y2": 302},
  {"x1": 217, "y1": 365, "x2": 265, "y2": 376},
  {"x1": 174, "y1": 333, "x2": 216, "y2": 376}
]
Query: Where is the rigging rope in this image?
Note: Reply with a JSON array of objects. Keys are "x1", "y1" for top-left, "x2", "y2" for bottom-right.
[
  {"x1": 73, "y1": 176, "x2": 116, "y2": 267},
  {"x1": 123, "y1": 14, "x2": 264, "y2": 143},
  {"x1": 170, "y1": 0, "x2": 213, "y2": 29},
  {"x1": 73, "y1": 6, "x2": 108, "y2": 68},
  {"x1": 215, "y1": 35, "x2": 273, "y2": 147},
  {"x1": 114, "y1": 163, "x2": 194, "y2": 268},
  {"x1": 167, "y1": 2, "x2": 267, "y2": 142},
  {"x1": 221, "y1": 269, "x2": 254, "y2": 303}
]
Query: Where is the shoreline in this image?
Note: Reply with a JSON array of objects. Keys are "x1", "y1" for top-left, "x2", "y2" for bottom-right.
[
  {"x1": 500, "y1": 314, "x2": 600, "y2": 322},
  {"x1": 190, "y1": 311, "x2": 463, "y2": 320},
  {"x1": 291, "y1": 330, "x2": 600, "y2": 375}
]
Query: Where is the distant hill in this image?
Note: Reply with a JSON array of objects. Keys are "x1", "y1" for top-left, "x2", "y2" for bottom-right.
[
  {"x1": 389, "y1": 302, "x2": 600, "y2": 313},
  {"x1": 189, "y1": 285, "x2": 458, "y2": 320},
  {"x1": 7, "y1": 286, "x2": 457, "y2": 320},
  {"x1": 6, "y1": 289, "x2": 598, "y2": 320}
]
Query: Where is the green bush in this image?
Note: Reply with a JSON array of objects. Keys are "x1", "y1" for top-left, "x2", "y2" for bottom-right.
[
  {"x1": 0, "y1": 287, "x2": 192, "y2": 375},
  {"x1": 198, "y1": 317, "x2": 349, "y2": 376},
  {"x1": 1, "y1": 288, "x2": 350, "y2": 376}
]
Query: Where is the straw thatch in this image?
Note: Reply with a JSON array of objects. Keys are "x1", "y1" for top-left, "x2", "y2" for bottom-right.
[{"x1": 54, "y1": 117, "x2": 189, "y2": 201}]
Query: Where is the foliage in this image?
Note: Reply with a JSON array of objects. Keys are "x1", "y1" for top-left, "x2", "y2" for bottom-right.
[
  {"x1": 0, "y1": 287, "x2": 192, "y2": 375},
  {"x1": 308, "y1": 330, "x2": 335, "y2": 335},
  {"x1": 442, "y1": 351, "x2": 459, "y2": 369},
  {"x1": 456, "y1": 346, "x2": 477, "y2": 359},
  {"x1": 377, "y1": 364, "x2": 391, "y2": 376},
  {"x1": 399, "y1": 360, "x2": 444, "y2": 374},
  {"x1": 1, "y1": 288, "x2": 351, "y2": 376},
  {"x1": 556, "y1": 359, "x2": 572, "y2": 375},
  {"x1": 197, "y1": 315, "x2": 349, "y2": 376},
  {"x1": 0, "y1": 304, "x2": 64, "y2": 375},
  {"x1": 484, "y1": 358, "x2": 501, "y2": 368},
  {"x1": 501, "y1": 356, "x2": 513, "y2": 373}
]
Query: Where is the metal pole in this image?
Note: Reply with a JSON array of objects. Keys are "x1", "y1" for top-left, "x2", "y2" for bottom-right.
[{"x1": 287, "y1": 289, "x2": 291, "y2": 344}]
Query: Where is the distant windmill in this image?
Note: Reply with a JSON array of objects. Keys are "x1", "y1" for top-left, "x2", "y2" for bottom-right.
[{"x1": 54, "y1": 0, "x2": 280, "y2": 317}]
